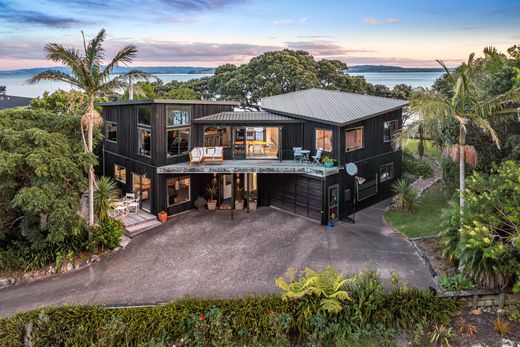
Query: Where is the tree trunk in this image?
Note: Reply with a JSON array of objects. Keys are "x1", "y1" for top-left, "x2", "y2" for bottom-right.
[
  {"x1": 459, "y1": 125, "x2": 466, "y2": 210},
  {"x1": 87, "y1": 95, "x2": 95, "y2": 236}
]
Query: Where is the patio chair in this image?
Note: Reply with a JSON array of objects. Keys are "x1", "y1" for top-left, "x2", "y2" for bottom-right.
[
  {"x1": 293, "y1": 147, "x2": 302, "y2": 161},
  {"x1": 126, "y1": 192, "x2": 135, "y2": 199},
  {"x1": 189, "y1": 147, "x2": 203, "y2": 165},
  {"x1": 312, "y1": 148, "x2": 323, "y2": 165},
  {"x1": 128, "y1": 199, "x2": 139, "y2": 213}
]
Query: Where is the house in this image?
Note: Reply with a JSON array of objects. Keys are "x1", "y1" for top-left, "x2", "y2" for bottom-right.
[
  {"x1": 0, "y1": 86, "x2": 32, "y2": 110},
  {"x1": 98, "y1": 88, "x2": 408, "y2": 224}
]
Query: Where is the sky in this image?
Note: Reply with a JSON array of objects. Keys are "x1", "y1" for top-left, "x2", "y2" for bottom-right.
[{"x1": 0, "y1": 0, "x2": 518, "y2": 70}]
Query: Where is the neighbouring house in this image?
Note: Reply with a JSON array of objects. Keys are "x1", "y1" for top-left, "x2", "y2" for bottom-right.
[
  {"x1": 0, "y1": 86, "x2": 32, "y2": 110},
  {"x1": 98, "y1": 88, "x2": 407, "y2": 224}
]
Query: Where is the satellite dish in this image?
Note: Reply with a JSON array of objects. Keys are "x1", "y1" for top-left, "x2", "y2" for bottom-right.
[{"x1": 346, "y1": 163, "x2": 358, "y2": 176}]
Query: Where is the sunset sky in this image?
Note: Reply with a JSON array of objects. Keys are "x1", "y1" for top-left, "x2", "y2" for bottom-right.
[{"x1": 0, "y1": 0, "x2": 518, "y2": 70}]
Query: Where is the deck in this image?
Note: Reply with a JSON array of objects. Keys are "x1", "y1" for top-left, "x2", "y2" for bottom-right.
[{"x1": 157, "y1": 160, "x2": 339, "y2": 177}]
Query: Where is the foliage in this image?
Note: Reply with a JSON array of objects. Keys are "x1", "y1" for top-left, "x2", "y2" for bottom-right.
[
  {"x1": 30, "y1": 89, "x2": 107, "y2": 115},
  {"x1": 440, "y1": 161, "x2": 520, "y2": 289},
  {"x1": 94, "y1": 176, "x2": 119, "y2": 223},
  {"x1": 429, "y1": 324, "x2": 455, "y2": 347},
  {"x1": 92, "y1": 218, "x2": 124, "y2": 249},
  {"x1": 234, "y1": 187, "x2": 244, "y2": 202},
  {"x1": 503, "y1": 307, "x2": 520, "y2": 323},
  {"x1": 391, "y1": 179, "x2": 419, "y2": 212},
  {"x1": 438, "y1": 274, "x2": 476, "y2": 291},
  {"x1": 403, "y1": 139, "x2": 441, "y2": 160},
  {"x1": 493, "y1": 318, "x2": 510, "y2": 336},
  {"x1": 454, "y1": 317, "x2": 477, "y2": 337},
  {"x1": 403, "y1": 151, "x2": 433, "y2": 178},
  {"x1": 163, "y1": 87, "x2": 198, "y2": 100},
  {"x1": 385, "y1": 184, "x2": 449, "y2": 238},
  {"x1": 205, "y1": 186, "x2": 218, "y2": 201},
  {"x1": 321, "y1": 155, "x2": 336, "y2": 165}
]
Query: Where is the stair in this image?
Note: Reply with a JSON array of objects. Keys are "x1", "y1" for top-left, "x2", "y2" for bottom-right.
[{"x1": 125, "y1": 219, "x2": 162, "y2": 238}]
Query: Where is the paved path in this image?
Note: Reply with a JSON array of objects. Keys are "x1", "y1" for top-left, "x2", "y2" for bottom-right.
[
  {"x1": 410, "y1": 154, "x2": 442, "y2": 197},
  {"x1": 0, "y1": 201, "x2": 435, "y2": 317}
]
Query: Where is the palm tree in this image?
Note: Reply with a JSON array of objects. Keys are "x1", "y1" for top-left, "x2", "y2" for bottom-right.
[
  {"x1": 94, "y1": 176, "x2": 119, "y2": 223},
  {"x1": 28, "y1": 29, "x2": 151, "y2": 238},
  {"x1": 399, "y1": 53, "x2": 519, "y2": 209}
]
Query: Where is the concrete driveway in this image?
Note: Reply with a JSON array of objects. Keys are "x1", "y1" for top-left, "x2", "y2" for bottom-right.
[{"x1": 0, "y1": 200, "x2": 435, "y2": 317}]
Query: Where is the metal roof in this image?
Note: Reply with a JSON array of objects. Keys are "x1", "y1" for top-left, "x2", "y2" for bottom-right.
[
  {"x1": 0, "y1": 94, "x2": 32, "y2": 110},
  {"x1": 96, "y1": 99, "x2": 239, "y2": 107},
  {"x1": 193, "y1": 111, "x2": 302, "y2": 123},
  {"x1": 261, "y1": 88, "x2": 408, "y2": 126}
]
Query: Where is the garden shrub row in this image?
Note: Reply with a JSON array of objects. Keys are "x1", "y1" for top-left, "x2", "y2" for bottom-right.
[
  {"x1": 0, "y1": 269, "x2": 462, "y2": 346},
  {"x1": 403, "y1": 151, "x2": 433, "y2": 178}
]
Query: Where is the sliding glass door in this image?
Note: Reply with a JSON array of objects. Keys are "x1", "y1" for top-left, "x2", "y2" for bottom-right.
[{"x1": 132, "y1": 173, "x2": 152, "y2": 212}]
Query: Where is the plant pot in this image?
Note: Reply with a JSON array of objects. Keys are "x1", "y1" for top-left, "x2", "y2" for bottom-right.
[
  {"x1": 207, "y1": 200, "x2": 217, "y2": 210},
  {"x1": 327, "y1": 220, "x2": 334, "y2": 228},
  {"x1": 158, "y1": 212, "x2": 168, "y2": 223},
  {"x1": 249, "y1": 200, "x2": 257, "y2": 210},
  {"x1": 235, "y1": 201, "x2": 244, "y2": 210},
  {"x1": 324, "y1": 162, "x2": 334, "y2": 168}
]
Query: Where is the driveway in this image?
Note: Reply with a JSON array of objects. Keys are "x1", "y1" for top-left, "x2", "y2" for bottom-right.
[{"x1": 0, "y1": 200, "x2": 435, "y2": 317}]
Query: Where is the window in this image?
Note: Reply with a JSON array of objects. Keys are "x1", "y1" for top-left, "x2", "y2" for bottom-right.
[
  {"x1": 346, "y1": 127, "x2": 363, "y2": 151},
  {"x1": 138, "y1": 128, "x2": 152, "y2": 157},
  {"x1": 166, "y1": 106, "x2": 190, "y2": 127},
  {"x1": 204, "y1": 126, "x2": 231, "y2": 147},
  {"x1": 315, "y1": 129, "x2": 333, "y2": 152},
  {"x1": 106, "y1": 121, "x2": 117, "y2": 142},
  {"x1": 114, "y1": 164, "x2": 126, "y2": 183},
  {"x1": 379, "y1": 162, "x2": 394, "y2": 182},
  {"x1": 167, "y1": 127, "x2": 190, "y2": 156},
  {"x1": 384, "y1": 120, "x2": 399, "y2": 142},
  {"x1": 167, "y1": 176, "x2": 190, "y2": 206},
  {"x1": 137, "y1": 107, "x2": 152, "y2": 126}
]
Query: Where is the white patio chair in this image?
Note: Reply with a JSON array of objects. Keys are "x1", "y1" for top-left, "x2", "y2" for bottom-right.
[
  {"x1": 126, "y1": 192, "x2": 135, "y2": 200},
  {"x1": 128, "y1": 200, "x2": 139, "y2": 213},
  {"x1": 312, "y1": 148, "x2": 323, "y2": 165},
  {"x1": 293, "y1": 147, "x2": 302, "y2": 161}
]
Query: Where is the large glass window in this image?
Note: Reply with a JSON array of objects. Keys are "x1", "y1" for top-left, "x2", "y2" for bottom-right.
[
  {"x1": 114, "y1": 164, "x2": 126, "y2": 183},
  {"x1": 166, "y1": 106, "x2": 190, "y2": 127},
  {"x1": 245, "y1": 127, "x2": 279, "y2": 159},
  {"x1": 315, "y1": 129, "x2": 333, "y2": 152},
  {"x1": 138, "y1": 128, "x2": 152, "y2": 157},
  {"x1": 137, "y1": 107, "x2": 152, "y2": 126},
  {"x1": 204, "y1": 126, "x2": 231, "y2": 147},
  {"x1": 106, "y1": 121, "x2": 117, "y2": 142},
  {"x1": 346, "y1": 127, "x2": 363, "y2": 151},
  {"x1": 384, "y1": 120, "x2": 399, "y2": 143},
  {"x1": 167, "y1": 127, "x2": 190, "y2": 156},
  {"x1": 379, "y1": 162, "x2": 394, "y2": 182},
  {"x1": 167, "y1": 176, "x2": 190, "y2": 206}
]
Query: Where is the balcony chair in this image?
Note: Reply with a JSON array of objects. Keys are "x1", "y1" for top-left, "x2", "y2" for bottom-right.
[
  {"x1": 293, "y1": 147, "x2": 302, "y2": 161},
  {"x1": 312, "y1": 148, "x2": 323, "y2": 165}
]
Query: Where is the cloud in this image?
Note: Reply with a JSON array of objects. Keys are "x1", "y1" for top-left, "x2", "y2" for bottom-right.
[
  {"x1": 339, "y1": 55, "x2": 462, "y2": 68},
  {"x1": 297, "y1": 35, "x2": 334, "y2": 39},
  {"x1": 158, "y1": 0, "x2": 247, "y2": 11},
  {"x1": 284, "y1": 41, "x2": 373, "y2": 56},
  {"x1": 273, "y1": 16, "x2": 308, "y2": 25},
  {"x1": 0, "y1": 2, "x2": 85, "y2": 28},
  {"x1": 363, "y1": 17, "x2": 400, "y2": 25}
]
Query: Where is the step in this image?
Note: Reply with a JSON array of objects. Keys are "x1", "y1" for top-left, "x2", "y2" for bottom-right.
[{"x1": 125, "y1": 219, "x2": 163, "y2": 238}]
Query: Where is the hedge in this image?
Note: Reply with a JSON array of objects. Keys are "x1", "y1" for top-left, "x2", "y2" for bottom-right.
[{"x1": 0, "y1": 283, "x2": 462, "y2": 346}]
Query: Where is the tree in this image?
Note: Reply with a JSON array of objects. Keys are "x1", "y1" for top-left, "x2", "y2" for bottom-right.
[
  {"x1": 403, "y1": 53, "x2": 519, "y2": 209},
  {"x1": 163, "y1": 87, "x2": 198, "y2": 100},
  {"x1": 28, "y1": 29, "x2": 150, "y2": 237}
]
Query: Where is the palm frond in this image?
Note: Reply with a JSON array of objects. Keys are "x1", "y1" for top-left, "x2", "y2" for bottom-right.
[
  {"x1": 102, "y1": 44, "x2": 138, "y2": 76},
  {"x1": 84, "y1": 29, "x2": 107, "y2": 70},
  {"x1": 27, "y1": 70, "x2": 79, "y2": 87},
  {"x1": 43, "y1": 43, "x2": 86, "y2": 81},
  {"x1": 483, "y1": 46, "x2": 506, "y2": 73},
  {"x1": 437, "y1": 59, "x2": 456, "y2": 86}
]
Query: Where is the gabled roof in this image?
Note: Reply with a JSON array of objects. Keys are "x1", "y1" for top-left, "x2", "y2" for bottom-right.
[
  {"x1": 96, "y1": 99, "x2": 239, "y2": 107},
  {"x1": 0, "y1": 94, "x2": 32, "y2": 110},
  {"x1": 261, "y1": 88, "x2": 408, "y2": 126},
  {"x1": 193, "y1": 111, "x2": 302, "y2": 124}
]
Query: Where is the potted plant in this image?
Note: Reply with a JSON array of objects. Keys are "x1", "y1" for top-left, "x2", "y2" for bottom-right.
[
  {"x1": 158, "y1": 210, "x2": 168, "y2": 223},
  {"x1": 321, "y1": 156, "x2": 336, "y2": 168},
  {"x1": 234, "y1": 187, "x2": 244, "y2": 210},
  {"x1": 206, "y1": 186, "x2": 218, "y2": 210},
  {"x1": 248, "y1": 190, "x2": 258, "y2": 210}
]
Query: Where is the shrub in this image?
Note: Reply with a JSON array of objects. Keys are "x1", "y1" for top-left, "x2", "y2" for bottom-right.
[
  {"x1": 429, "y1": 324, "x2": 455, "y2": 347},
  {"x1": 92, "y1": 218, "x2": 125, "y2": 249},
  {"x1": 391, "y1": 179, "x2": 419, "y2": 212},
  {"x1": 94, "y1": 176, "x2": 119, "y2": 223},
  {"x1": 493, "y1": 318, "x2": 510, "y2": 336},
  {"x1": 454, "y1": 317, "x2": 477, "y2": 337},
  {"x1": 403, "y1": 152, "x2": 433, "y2": 178},
  {"x1": 439, "y1": 274, "x2": 476, "y2": 291}
]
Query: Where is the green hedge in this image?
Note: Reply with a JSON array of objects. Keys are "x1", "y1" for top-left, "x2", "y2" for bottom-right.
[
  {"x1": 0, "y1": 275, "x2": 462, "y2": 346},
  {"x1": 403, "y1": 152, "x2": 433, "y2": 178}
]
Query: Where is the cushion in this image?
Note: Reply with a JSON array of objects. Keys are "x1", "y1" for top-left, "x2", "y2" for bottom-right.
[
  {"x1": 205, "y1": 147, "x2": 215, "y2": 156},
  {"x1": 215, "y1": 146, "x2": 223, "y2": 156}
]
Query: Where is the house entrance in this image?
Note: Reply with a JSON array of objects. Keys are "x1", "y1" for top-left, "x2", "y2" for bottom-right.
[
  {"x1": 219, "y1": 174, "x2": 233, "y2": 210},
  {"x1": 132, "y1": 173, "x2": 152, "y2": 212}
]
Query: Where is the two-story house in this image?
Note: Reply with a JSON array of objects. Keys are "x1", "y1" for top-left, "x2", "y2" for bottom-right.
[{"x1": 98, "y1": 88, "x2": 408, "y2": 225}]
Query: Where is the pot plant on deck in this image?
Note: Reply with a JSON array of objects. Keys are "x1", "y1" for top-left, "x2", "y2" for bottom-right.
[
  {"x1": 321, "y1": 156, "x2": 336, "y2": 168},
  {"x1": 235, "y1": 187, "x2": 244, "y2": 210},
  {"x1": 158, "y1": 211, "x2": 168, "y2": 223},
  {"x1": 206, "y1": 186, "x2": 218, "y2": 210},
  {"x1": 248, "y1": 190, "x2": 258, "y2": 210}
]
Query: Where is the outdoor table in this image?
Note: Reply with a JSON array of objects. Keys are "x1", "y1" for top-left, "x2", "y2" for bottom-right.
[{"x1": 300, "y1": 150, "x2": 310, "y2": 162}]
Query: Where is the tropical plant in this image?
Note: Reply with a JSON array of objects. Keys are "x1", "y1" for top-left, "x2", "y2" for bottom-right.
[
  {"x1": 429, "y1": 324, "x2": 455, "y2": 347},
  {"x1": 234, "y1": 187, "x2": 244, "y2": 202},
  {"x1": 391, "y1": 179, "x2": 418, "y2": 212},
  {"x1": 493, "y1": 318, "x2": 510, "y2": 336},
  {"x1": 28, "y1": 29, "x2": 152, "y2": 239},
  {"x1": 206, "y1": 186, "x2": 218, "y2": 201},
  {"x1": 454, "y1": 317, "x2": 477, "y2": 337},
  {"x1": 438, "y1": 274, "x2": 476, "y2": 291},
  {"x1": 94, "y1": 176, "x2": 119, "y2": 223},
  {"x1": 321, "y1": 155, "x2": 335, "y2": 165},
  {"x1": 92, "y1": 218, "x2": 124, "y2": 249}
]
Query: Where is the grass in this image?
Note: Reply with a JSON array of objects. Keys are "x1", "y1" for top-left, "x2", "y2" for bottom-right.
[
  {"x1": 385, "y1": 183, "x2": 449, "y2": 238},
  {"x1": 403, "y1": 139, "x2": 441, "y2": 161}
]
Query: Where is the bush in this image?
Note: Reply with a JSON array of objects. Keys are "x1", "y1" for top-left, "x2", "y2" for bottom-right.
[
  {"x1": 439, "y1": 274, "x2": 476, "y2": 291},
  {"x1": 92, "y1": 218, "x2": 125, "y2": 249},
  {"x1": 403, "y1": 152, "x2": 433, "y2": 178},
  {"x1": 391, "y1": 179, "x2": 419, "y2": 212},
  {"x1": 440, "y1": 158, "x2": 459, "y2": 194}
]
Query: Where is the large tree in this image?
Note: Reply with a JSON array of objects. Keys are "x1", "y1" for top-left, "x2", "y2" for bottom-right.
[{"x1": 29, "y1": 29, "x2": 150, "y2": 236}]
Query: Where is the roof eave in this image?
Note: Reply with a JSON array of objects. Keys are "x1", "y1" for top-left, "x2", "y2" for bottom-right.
[
  {"x1": 340, "y1": 104, "x2": 409, "y2": 127},
  {"x1": 95, "y1": 99, "x2": 240, "y2": 107}
]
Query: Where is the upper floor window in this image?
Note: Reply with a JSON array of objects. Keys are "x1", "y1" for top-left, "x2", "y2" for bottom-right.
[
  {"x1": 379, "y1": 162, "x2": 394, "y2": 182},
  {"x1": 167, "y1": 127, "x2": 190, "y2": 156},
  {"x1": 114, "y1": 164, "x2": 126, "y2": 183},
  {"x1": 166, "y1": 106, "x2": 190, "y2": 127},
  {"x1": 137, "y1": 107, "x2": 152, "y2": 126},
  {"x1": 315, "y1": 129, "x2": 333, "y2": 152},
  {"x1": 138, "y1": 128, "x2": 152, "y2": 157},
  {"x1": 204, "y1": 126, "x2": 231, "y2": 147},
  {"x1": 384, "y1": 120, "x2": 399, "y2": 143},
  {"x1": 346, "y1": 127, "x2": 363, "y2": 151},
  {"x1": 106, "y1": 121, "x2": 117, "y2": 142}
]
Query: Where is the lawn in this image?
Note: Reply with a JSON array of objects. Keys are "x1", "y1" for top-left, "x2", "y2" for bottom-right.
[
  {"x1": 402, "y1": 139, "x2": 441, "y2": 160},
  {"x1": 385, "y1": 183, "x2": 449, "y2": 238}
]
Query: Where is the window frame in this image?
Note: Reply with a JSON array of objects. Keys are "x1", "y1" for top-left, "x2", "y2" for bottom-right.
[
  {"x1": 379, "y1": 162, "x2": 394, "y2": 182},
  {"x1": 166, "y1": 176, "x2": 191, "y2": 206},
  {"x1": 166, "y1": 105, "x2": 191, "y2": 127},
  {"x1": 315, "y1": 128, "x2": 333, "y2": 152},
  {"x1": 204, "y1": 126, "x2": 231, "y2": 148},
  {"x1": 137, "y1": 127, "x2": 152, "y2": 158},
  {"x1": 166, "y1": 126, "x2": 191, "y2": 157},
  {"x1": 105, "y1": 121, "x2": 118, "y2": 143},
  {"x1": 383, "y1": 120, "x2": 399, "y2": 143},
  {"x1": 345, "y1": 126, "x2": 364, "y2": 152},
  {"x1": 137, "y1": 106, "x2": 152, "y2": 127},
  {"x1": 114, "y1": 164, "x2": 126, "y2": 183}
]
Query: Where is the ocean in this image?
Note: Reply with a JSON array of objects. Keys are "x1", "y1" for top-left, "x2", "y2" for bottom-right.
[{"x1": 1, "y1": 72, "x2": 443, "y2": 98}]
